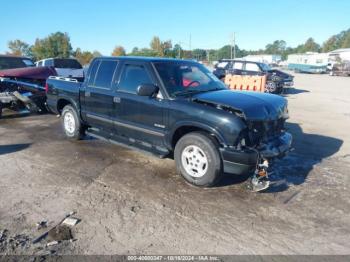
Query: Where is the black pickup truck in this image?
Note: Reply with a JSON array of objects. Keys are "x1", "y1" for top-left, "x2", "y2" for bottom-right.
[{"x1": 46, "y1": 57, "x2": 292, "y2": 190}]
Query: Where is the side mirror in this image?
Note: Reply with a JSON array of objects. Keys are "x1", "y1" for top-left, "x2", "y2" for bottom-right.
[{"x1": 137, "y1": 84, "x2": 158, "y2": 96}]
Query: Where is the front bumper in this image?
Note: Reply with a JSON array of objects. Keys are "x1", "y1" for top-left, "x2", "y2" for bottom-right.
[
  {"x1": 220, "y1": 132, "x2": 292, "y2": 175},
  {"x1": 283, "y1": 81, "x2": 294, "y2": 87}
]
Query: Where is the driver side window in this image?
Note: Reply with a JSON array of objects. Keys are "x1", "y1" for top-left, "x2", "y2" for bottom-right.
[{"x1": 118, "y1": 64, "x2": 152, "y2": 94}]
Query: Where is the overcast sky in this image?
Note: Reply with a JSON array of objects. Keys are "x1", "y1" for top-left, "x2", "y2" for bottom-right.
[{"x1": 1, "y1": 0, "x2": 349, "y2": 55}]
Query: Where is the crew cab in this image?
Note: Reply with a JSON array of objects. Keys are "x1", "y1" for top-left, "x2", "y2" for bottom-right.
[
  {"x1": 36, "y1": 58, "x2": 84, "y2": 81},
  {"x1": 213, "y1": 59, "x2": 294, "y2": 94},
  {"x1": 46, "y1": 57, "x2": 292, "y2": 188}
]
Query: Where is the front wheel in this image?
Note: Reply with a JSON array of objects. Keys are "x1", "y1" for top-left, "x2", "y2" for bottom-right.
[
  {"x1": 61, "y1": 105, "x2": 84, "y2": 140},
  {"x1": 174, "y1": 132, "x2": 223, "y2": 187}
]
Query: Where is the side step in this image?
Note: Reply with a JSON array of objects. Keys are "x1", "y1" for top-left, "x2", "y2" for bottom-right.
[{"x1": 86, "y1": 129, "x2": 170, "y2": 159}]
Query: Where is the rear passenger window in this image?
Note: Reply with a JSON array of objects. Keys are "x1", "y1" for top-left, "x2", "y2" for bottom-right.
[
  {"x1": 88, "y1": 61, "x2": 100, "y2": 86},
  {"x1": 118, "y1": 64, "x2": 152, "y2": 94},
  {"x1": 93, "y1": 60, "x2": 118, "y2": 88}
]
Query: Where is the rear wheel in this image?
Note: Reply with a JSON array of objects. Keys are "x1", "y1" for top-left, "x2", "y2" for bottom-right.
[
  {"x1": 174, "y1": 132, "x2": 223, "y2": 187},
  {"x1": 61, "y1": 105, "x2": 84, "y2": 140}
]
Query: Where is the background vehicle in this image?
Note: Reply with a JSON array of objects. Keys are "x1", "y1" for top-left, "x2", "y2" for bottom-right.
[
  {"x1": 0, "y1": 55, "x2": 35, "y2": 70},
  {"x1": 36, "y1": 58, "x2": 84, "y2": 80},
  {"x1": 0, "y1": 59, "x2": 57, "y2": 117},
  {"x1": 213, "y1": 59, "x2": 294, "y2": 94},
  {"x1": 329, "y1": 61, "x2": 350, "y2": 76},
  {"x1": 46, "y1": 57, "x2": 292, "y2": 189}
]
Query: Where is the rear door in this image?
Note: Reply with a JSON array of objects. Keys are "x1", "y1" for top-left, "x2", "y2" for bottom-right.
[
  {"x1": 83, "y1": 59, "x2": 119, "y2": 135},
  {"x1": 113, "y1": 61, "x2": 166, "y2": 147}
]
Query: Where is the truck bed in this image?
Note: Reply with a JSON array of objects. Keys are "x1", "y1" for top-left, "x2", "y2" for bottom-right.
[{"x1": 46, "y1": 76, "x2": 82, "y2": 114}]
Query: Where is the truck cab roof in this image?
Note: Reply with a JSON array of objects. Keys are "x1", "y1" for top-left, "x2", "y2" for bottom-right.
[{"x1": 94, "y1": 56, "x2": 196, "y2": 63}]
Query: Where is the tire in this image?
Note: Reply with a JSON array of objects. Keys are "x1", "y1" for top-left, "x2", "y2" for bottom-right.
[
  {"x1": 0, "y1": 103, "x2": 2, "y2": 118},
  {"x1": 61, "y1": 105, "x2": 84, "y2": 140},
  {"x1": 265, "y1": 81, "x2": 277, "y2": 93},
  {"x1": 174, "y1": 132, "x2": 223, "y2": 187}
]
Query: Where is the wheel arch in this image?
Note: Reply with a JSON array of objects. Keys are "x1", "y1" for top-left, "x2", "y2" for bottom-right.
[
  {"x1": 57, "y1": 97, "x2": 80, "y2": 115},
  {"x1": 168, "y1": 122, "x2": 228, "y2": 150}
]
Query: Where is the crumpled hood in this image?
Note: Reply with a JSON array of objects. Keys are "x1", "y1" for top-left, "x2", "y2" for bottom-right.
[
  {"x1": 193, "y1": 90, "x2": 288, "y2": 121},
  {"x1": 268, "y1": 69, "x2": 294, "y2": 80}
]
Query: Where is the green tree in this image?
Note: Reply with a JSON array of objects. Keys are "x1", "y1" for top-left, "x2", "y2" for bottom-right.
[
  {"x1": 31, "y1": 32, "x2": 72, "y2": 60},
  {"x1": 173, "y1": 44, "x2": 182, "y2": 58},
  {"x1": 111, "y1": 46, "x2": 126, "y2": 56},
  {"x1": 150, "y1": 36, "x2": 172, "y2": 57},
  {"x1": 73, "y1": 48, "x2": 98, "y2": 65},
  {"x1": 303, "y1": 38, "x2": 320, "y2": 52},
  {"x1": 7, "y1": 40, "x2": 31, "y2": 57},
  {"x1": 150, "y1": 36, "x2": 163, "y2": 56},
  {"x1": 265, "y1": 40, "x2": 286, "y2": 55},
  {"x1": 340, "y1": 33, "x2": 350, "y2": 48},
  {"x1": 322, "y1": 36, "x2": 340, "y2": 52},
  {"x1": 192, "y1": 49, "x2": 206, "y2": 61}
]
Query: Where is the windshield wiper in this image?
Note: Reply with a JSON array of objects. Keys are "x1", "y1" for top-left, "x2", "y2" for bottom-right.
[
  {"x1": 173, "y1": 88, "x2": 224, "y2": 97},
  {"x1": 173, "y1": 89, "x2": 207, "y2": 97}
]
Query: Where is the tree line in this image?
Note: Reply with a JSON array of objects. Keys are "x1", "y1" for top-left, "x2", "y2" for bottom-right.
[{"x1": 6, "y1": 28, "x2": 350, "y2": 65}]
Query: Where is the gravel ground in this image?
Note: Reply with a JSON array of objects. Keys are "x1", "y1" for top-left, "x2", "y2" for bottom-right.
[{"x1": 0, "y1": 73, "x2": 350, "y2": 255}]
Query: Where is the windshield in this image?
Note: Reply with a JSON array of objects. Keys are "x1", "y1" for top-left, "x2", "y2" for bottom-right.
[
  {"x1": 259, "y1": 63, "x2": 272, "y2": 71},
  {"x1": 54, "y1": 59, "x2": 82, "y2": 69},
  {"x1": 216, "y1": 61, "x2": 229, "y2": 69},
  {"x1": 154, "y1": 61, "x2": 227, "y2": 98},
  {"x1": 0, "y1": 57, "x2": 34, "y2": 70}
]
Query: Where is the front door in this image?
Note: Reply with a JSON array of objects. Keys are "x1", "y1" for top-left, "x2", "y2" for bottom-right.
[{"x1": 113, "y1": 61, "x2": 166, "y2": 147}]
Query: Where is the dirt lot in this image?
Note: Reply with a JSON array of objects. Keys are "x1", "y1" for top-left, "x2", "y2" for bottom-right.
[{"x1": 1, "y1": 73, "x2": 350, "y2": 256}]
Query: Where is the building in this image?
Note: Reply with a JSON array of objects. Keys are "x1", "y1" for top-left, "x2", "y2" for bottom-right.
[
  {"x1": 242, "y1": 54, "x2": 282, "y2": 65},
  {"x1": 287, "y1": 52, "x2": 329, "y2": 73},
  {"x1": 328, "y1": 48, "x2": 350, "y2": 62}
]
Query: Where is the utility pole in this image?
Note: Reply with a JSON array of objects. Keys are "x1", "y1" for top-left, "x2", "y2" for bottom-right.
[
  {"x1": 231, "y1": 33, "x2": 233, "y2": 59},
  {"x1": 230, "y1": 32, "x2": 236, "y2": 59},
  {"x1": 233, "y1": 32, "x2": 236, "y2": 59},
  {"x1": 189, "y1": 34, "x2": 192, "y2": 52}
]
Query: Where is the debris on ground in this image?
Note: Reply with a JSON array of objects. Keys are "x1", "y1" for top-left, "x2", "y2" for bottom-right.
[
  {"x1": 46, "y1": 240, "x2": 59, "y2": 247},
  {"x1": 32, "y1": 211, "x2": 77, "y2": 244},
  {"x1": 62, "y1": 217, "x2": 80, "y2": 227},
  {"x1": 0, "y1": 230, "x2": 31, "y2": 253},
  {"x1": 48, "y1": 225, "x2": 73, "y2": 241},
  {"x1": 36, "y1": 220, "x2": 47, "y2": 230}
]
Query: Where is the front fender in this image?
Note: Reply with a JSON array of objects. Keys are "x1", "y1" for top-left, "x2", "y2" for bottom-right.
[{"x1": 166, "y1": 120, "x2": 229, "y2": 149}]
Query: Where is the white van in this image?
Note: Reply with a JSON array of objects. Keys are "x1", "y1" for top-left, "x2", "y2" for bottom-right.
[{"x1": 35, "y1": 58, "x2": 84, "y2": 80}]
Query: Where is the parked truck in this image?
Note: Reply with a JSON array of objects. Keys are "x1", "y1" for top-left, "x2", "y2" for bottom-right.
[{"x1": 46, "y1": 57, "x2": 292, "y2": 191}]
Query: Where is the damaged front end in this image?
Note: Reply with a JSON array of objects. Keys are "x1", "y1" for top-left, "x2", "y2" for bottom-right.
[
  {"x1": 238, "y1": 118, "x2": 292, "y2": 192},
  {"x1": 237, "y1": 117, "x2": 292, "y2": 159},
  {"x1": 192, "y1": 90, "x2": 293, "y2": 191}
]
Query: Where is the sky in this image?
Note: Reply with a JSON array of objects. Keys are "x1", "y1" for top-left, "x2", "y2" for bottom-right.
[{"x1": 1, "y1": 0, "x2": 349, "y2": 55}]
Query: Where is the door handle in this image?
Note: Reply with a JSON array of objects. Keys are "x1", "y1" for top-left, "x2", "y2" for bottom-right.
[
  {"x1": 85, "y1": 91, "x2": 91, "y2": 97},
  {"x1": 113, "y1": 97, "x2": 121, "y2": 103}
]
